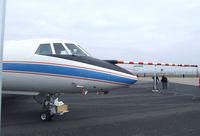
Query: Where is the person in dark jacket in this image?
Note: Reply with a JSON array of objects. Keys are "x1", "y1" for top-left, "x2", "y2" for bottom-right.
[{"x1": 161, "y1": 75, "x2": 168, "y2": 89}]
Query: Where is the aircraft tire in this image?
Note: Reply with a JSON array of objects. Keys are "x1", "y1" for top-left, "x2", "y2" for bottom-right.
[{"x1": 40, "y1": 110, "x2": 52, "y2": 121}]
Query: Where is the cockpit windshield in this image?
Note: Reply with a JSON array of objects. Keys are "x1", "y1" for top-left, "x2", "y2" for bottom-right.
[
  {"x1": 65, "y1": 43, "x2": 89, "y2": 56},
  {"x1": 35, "y1": 42, "x2": 90, "y2": 56}
]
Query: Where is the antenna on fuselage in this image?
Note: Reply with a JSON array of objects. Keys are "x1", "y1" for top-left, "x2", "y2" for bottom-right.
[{"x1": 0, "y1": 0, "x2": 6, "y2": 133}]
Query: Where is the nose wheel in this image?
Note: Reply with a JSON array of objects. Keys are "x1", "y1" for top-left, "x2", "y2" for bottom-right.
[{"x1": 40, "y1": 110, "x2": 52, "y2": 121}]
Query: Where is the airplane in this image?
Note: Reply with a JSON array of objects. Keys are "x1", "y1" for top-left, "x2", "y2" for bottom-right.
[
  {"x1": 2, "y1": 39, "x2": 138, "y2": 121},
  {"x1": 2, "y1": 39, "x2": 198, "y2": 121}
]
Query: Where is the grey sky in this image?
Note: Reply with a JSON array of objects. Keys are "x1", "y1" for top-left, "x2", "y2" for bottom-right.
[{"x1": 4, "y1": 0, "x2": 200, "y2": 70}]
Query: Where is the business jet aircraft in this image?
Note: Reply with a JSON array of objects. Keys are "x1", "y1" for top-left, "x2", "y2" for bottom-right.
[
  {"x1": 3, "y1": 39, "x2": 138, "y2": 121},
  {"x1": 3, "y1": 39, "x2": 198, "y2": 121}
]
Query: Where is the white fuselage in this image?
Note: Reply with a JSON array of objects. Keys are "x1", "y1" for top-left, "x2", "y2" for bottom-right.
[{"x1": 2, "y1": 39, "x2": 137, "y2": 94}]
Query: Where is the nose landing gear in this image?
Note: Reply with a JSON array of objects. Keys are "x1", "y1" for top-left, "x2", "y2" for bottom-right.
[{"x1": 39, "y1": 93, "x2": 69, "y2": 121}]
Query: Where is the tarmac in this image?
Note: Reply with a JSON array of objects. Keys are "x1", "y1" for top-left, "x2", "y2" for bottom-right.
[{"x1": 2, "y1": 80, "x2": 200, "y2": 136}]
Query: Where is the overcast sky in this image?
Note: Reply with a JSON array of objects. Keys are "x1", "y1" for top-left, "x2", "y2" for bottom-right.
[{"x1": 4, "y1": 0, "x2": 200, "y2": 71}]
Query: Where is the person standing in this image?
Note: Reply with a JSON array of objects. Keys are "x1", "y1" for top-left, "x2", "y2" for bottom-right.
[{"x1": 161, "y1": 75, "x2": 168, "y2": 89}]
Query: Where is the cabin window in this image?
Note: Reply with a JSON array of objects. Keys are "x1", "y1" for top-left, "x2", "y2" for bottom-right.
[
  {"x1": 53, "y1": 43, "x2": 68, "y2": 55},
  {"x1": 65, "y1": 43, "x2": 87, "y2": 56},
  {"x1": 35, "y1": 44, "x2": 52, "y2": 55}
]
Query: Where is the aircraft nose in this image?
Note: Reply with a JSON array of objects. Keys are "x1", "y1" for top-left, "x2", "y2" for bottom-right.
[
  {"x1": 127, "y1": 75, "x2": 138, "y2": 85},
  {"x1": 124, "y1": 75, "x2": 138, "y2": 86}
]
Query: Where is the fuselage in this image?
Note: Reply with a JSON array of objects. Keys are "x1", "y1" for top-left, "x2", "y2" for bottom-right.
[{"x1": 2, "y1": 39, "x2": 137, "y2": 94}]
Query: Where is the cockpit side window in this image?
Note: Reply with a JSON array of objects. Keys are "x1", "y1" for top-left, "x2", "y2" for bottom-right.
[
  {"x1": 53, "y1": 43, "x2": 68, "y2": 55},
  {"x1": 35, "y1": 44, "x2": 52, "y2": 55},
  {"x1": 65, "y1": 43, "x2": 87, "y2": 56}
]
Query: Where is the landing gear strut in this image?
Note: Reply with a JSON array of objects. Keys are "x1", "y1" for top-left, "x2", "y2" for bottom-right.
[{"x1": 39, "y1": 93, "x2": 69, "y2": 121}]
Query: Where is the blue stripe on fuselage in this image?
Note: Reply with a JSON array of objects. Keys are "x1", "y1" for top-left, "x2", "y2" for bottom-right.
[{"x1": 3, "y1": 63, "x2": 137, "y2": 85}]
